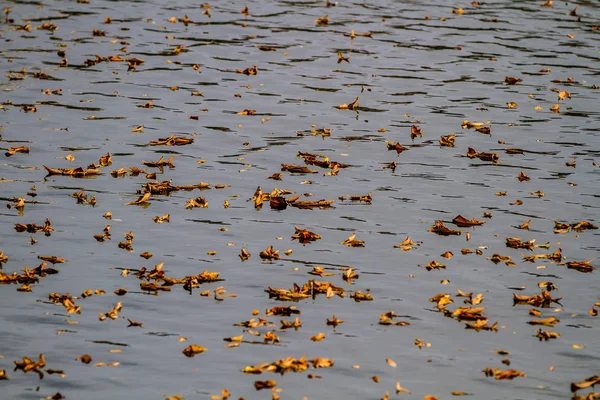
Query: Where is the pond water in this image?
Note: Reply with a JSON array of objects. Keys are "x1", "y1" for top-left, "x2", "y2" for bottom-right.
[{"x1": 1, "y1": 0, "x2": 599, "y2": 399}]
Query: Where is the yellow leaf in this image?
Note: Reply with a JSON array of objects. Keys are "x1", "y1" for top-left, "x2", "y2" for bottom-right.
[
  {"x1": 310, "y1": 333, "x2": 326, "y2": 342},
  {"x1": 395, "y1": 381, "x2": 411, "y2": 394}
]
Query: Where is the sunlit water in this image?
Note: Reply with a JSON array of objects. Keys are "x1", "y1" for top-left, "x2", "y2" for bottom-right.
[{"x1": 1, "y1": 0, "x2": 599, "y2": 399}]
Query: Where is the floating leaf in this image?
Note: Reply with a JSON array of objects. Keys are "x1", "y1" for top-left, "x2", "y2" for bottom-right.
[
  {"x1": 182, "y1": 344, "x2": 206, "y2": 357},
  {"x1": 341, "y1": 233, "x2": 365, "y2": 247},
  {"x1": 396, "y1": 381, "x2": 411, "y2": 394},
  {"x1": 310, "y1": 333, "x2": 326, "y2": 342},
  {"x1": 337, "y1": 97, "x2": 359, "y2": 110}
]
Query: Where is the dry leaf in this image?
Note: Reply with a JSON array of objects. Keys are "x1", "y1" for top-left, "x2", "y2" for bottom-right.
[
  {"x1": 396, "y1": 381, "x2": 411, "y2": 394},
  {"x1": 182, "y1": 344, "x2": 206, "y2": 357},
  {"x1": 310, "y1": 333, "x2": 326, "y2": 342},
  {"x1": 341, "y1": 233, "x2": 365, "y2": 247}
]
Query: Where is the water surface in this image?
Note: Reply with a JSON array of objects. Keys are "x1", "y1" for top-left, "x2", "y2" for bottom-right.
[{"x1": 1, "y1": 0, "x2": 599, "y2": 399}]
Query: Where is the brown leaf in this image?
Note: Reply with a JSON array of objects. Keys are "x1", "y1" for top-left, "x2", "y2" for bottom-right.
[
  {"x1": 483, "y1": 367, "x2": 526, "y2": 380},
  {"x1": 337, "y1": 52, "x2": 350, "y2": 63},
  {"x1": 100, "y1": 302, "x2": 122, "y2": 321},
  {"x1": 43, "y1": 165, "x2": 101, "y2": 177},
  {"x1": 421, "y1": 260, "x2": 446, "y2": 271},
  {"x1": 142, "y1": 156, "x2": 175, "y2": 168},
  {"x1": 152, "y1": 214, "x2": 170, "y2": 223},
  {"x1": 37, "y1": 255, "x2": 65, "y2": 264},
  {"x1": 396, "y1": 381, "x2": 411, "y2": 394},
  {"x1": 487, "y1": 254, "x2": 514, "y2": 266},
  {"x1": 239, "y1": 248, "x2": 251, "y2": 261},
  {"x1": 528, "y1": 317, "x2": 560, "y2": 327},
  {"x1": 342, "y1": 267, "x2": 359, "y2": 282},
  {"x1": 308, "y1": 266, "x2": 335, "y2": 277},
  {"x1": 506, "y1": 237, "x2": 536, "y2": 250},
  {"x1": 291, "y1": 226, "x2": 322, "y2": 244},
  {"x1": 254, "y1": 380, "x2": 277, "y2": 391},
  {"x1": 236, "y1": 65, "x2": 258, "y2": 75},
  {"x1": 411, "y1": 125, "x2": 422, "y2": 140},
  {"x1": 466, "y1": 147, "x2": 499, "y2": 163},
  {"x1": 223, "y1": 335, "x2": 243, "y2": 343},
  {"x1": 462, "y1": 120, "x2": 490, "y2": 129},
  {"x1": 281, "y1": 164, "x2": 317, "y2": 174},
  {"x1": 337, "y1": 97, "x2": 359, "y2": 110},
  {"x1": 259, "y1": 246, "x2": 280, "y2": 260},
  {"x1": 565, "y1": 259, "x2": 595, "y2": 273},
  {"x1": 288, "y1": 198, "x2": 335, "y2": 209},
  {"x1": 310, "y1": 333, "x2": 326, "y2": 342},
  {"x1": 465, "y1": 319, "x2": 498, "y2": 332},
  {"x1": 505, "y1": 76, "x2": 522, "y2": 85},
  {"x1": 125, "y1": 191, "x2": 151, "y2": 205},
  {"x1": 147, "y1": 135, "x2": 194, "y2": 146},
  {"x1": 127, "y1": 318, "x2": 143, "y2": 327},
  {"x1": 571, "y1": 221, "x2": 598, "y2": 232},
  {"x1": 439, "y1": 134, "x2": 455, "y2": 147},
  {"x1": 571, "y1": 375, "x2": 600, "y2": 393},
  {"x1": 182, "y1": 344, "x2": 206, "y2": 357},
  {"x1": 386, "y1": 141, "x2": 406, "y2": 153},
  {"x1": 351, "y1": 290, "x2": 373, "y2": 302},
  {"x1": 517, "y1": 171, "x2": 531, "y2": 182},
  {"x1": 341, "y1": 233, "x2": 365, "y2": 247},
  {"x1": 430, "y1": 221, "x2": 461, "y2": 236},
  {"x1": 452, "y1": 215, "x2": 485, "y2": 227},
  {"x1": 315, "y1": 14, "x2": 329, "y2": 25},
  {"x1": 558, "y1": 91, "x2": 571, "y2": 101},
  {"x1": 77, "y1": 354, "x2": 92, "y2": 364},
  {"x1": 518, "y1": 220, "x2": 531, "y2": 230},
  {"x1": 326, "y1": 314, "x2": 343, "y2": 327},
  {"x1": 5, "y1": 145, "x2": 30, "y2": 156},
  {"x1": 184, "y1": 197, "x2": 208, "y2": 209},
  {"x1": 395, "y1": 236, "x2": 419, "y2": 251}
]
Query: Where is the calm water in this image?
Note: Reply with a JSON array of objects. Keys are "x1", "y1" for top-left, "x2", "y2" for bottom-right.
[{"x1": 1, "y1": 0, "x2": 599, "y2": 399}]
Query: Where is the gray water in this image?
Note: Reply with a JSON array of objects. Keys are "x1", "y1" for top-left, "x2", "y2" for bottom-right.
[{"x1": 1, "y1": 0, "x2": 600, "y2": 399}]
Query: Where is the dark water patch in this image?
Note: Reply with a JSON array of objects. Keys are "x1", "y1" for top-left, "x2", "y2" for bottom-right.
[
  {"x1": 59, "y1": 147, "x2": 101, "y2": 151},
  {"x1": 88, "y1": 340, "x2": 129, "y2": 347},
  {"x1": 186, "y1": 219, "x2": 231, "y2": 225},
  {"x1": 301, "y1": 85, "x2": 341, "y2": 92},
  {"x1": 468, "y1": 163, "x2": 538, "y2": 170},
  {"x1": 82, "y1": 116, "x2": 127, "y2": 120},
  {"x1": 145, "y1": 332, "x2": 180, "y2": 337},
  {"x1": 204, "y1": 126, "x2": 235, "y2": 132},
  {"x1": 421, "y1": 208, "x2": 450, "y2": 214},
  {"x1": 389, "y1": 91, "x2": 428, "y2": 96},
  {"x1": 4, "y1": 164, "x2": 39, "y2": 170},
  {"x1": 38, "y1": 101, "x2": 104, "y2": 111}
]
